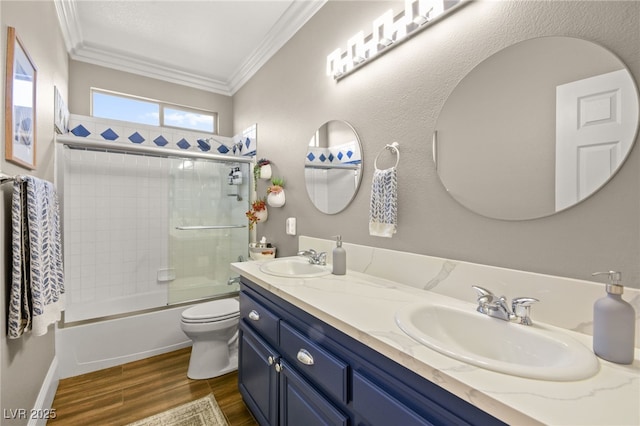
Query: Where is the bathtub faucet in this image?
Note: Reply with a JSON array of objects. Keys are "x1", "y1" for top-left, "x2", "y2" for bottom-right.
[{"x1": 227, "y1": 276, "x2": 241, "y2": 286}]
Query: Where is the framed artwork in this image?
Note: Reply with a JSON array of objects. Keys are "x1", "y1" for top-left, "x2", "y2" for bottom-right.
[
  {"x1": 5, "y1": 26, "x2": 37, "y2": 170},
  {"x1": 54, "y1": 86, "x2": 69, "y2": 134}
]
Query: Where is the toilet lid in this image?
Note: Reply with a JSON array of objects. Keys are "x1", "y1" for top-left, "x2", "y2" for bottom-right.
[{"x1": 181, "y1": 299, "x2": 239, "y2": 322}]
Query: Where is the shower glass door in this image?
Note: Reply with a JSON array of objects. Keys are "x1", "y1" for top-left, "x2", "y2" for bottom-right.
[{"x1": 167, "y1": 158, "x2": 249, "y2": 304}]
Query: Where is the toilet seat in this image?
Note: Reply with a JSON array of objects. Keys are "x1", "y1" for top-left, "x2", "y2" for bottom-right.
[{"x1": 181, "y1": 299, "x2": 239, "y2": 324}]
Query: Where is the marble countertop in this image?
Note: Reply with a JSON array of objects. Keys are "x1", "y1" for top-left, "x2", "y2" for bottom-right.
[{"x1": 231, "y1": 258, "x2": 640, "y2": 426}]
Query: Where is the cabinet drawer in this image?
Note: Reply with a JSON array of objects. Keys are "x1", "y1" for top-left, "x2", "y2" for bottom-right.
[
  {"x1": 240, "y1": 291, "x2": 279, "y2": 346},
  {"x1": 353, "y1": 372, "x2": 430, "y2": 426},
  {"x1": 281, "y1": 360, "x2": 348, "y2": 426},
  {"x1": 279, "y1": 321, "x2": 348, "y2": 403}
]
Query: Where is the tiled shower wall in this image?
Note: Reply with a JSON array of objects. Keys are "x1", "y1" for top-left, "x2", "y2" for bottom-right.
[{"x1": 62, "y1": 147, "x2": 170, "y2": 322}]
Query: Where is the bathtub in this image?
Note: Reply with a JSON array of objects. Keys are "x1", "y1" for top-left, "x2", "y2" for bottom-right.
[{"x1": 56, "y1": 295, "x2": 239, "y2": 379}]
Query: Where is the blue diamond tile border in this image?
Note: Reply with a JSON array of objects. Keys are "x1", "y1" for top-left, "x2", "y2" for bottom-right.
[
  {"x1": 71, "y1": 125, "x2": 91, "y2": 137},
  {"x1": 101, "y1": 128, "x2": 119, "y2": 141},
  {"x1": 67, "y1": 115, "x2": 257, "y2": 159},
  {"x1": 129, "y1": 132, "x2": 145, "y2": 144},
  {"x1": 177, "y1": 138, "x2": 191, "y2": 150},
  {"x1": 153, "y1": 135, "x2": 169, "y2": 147}
]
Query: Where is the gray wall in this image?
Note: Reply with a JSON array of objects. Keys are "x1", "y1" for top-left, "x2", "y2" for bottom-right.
[
  {"x1": 233, "y1": 0, "x2": 640, "y2": 287},
  {"x1": 69, "y1": 61, "x2": 235, "y2": 137},
  {"x1": 1, "y1": 1, "x2": 69, "y2": 423}
]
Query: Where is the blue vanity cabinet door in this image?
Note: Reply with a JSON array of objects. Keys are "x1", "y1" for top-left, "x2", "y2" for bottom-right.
[
  {"x1": 279, "y1": 359, "x2": 349, "y2": 426},
  {"x1": 239, "y1": 324, "x2": 279, "y2": 426}
]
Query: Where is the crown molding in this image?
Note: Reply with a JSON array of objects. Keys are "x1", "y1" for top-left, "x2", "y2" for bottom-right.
[
  {"x1": 54, "y1": 0, "x2": 83, "y2": 53},
  {"x1": 227, "y1": 0, "x2": 327, "y2": 94},
  {"x1": 73, "y1": 42, "x2": 234, "y2": 95},
  {"x1": 54, "y1": 0, "x2": 325, "y2": 96}
]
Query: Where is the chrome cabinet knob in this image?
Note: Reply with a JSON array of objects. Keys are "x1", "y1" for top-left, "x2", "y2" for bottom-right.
[{"x1": 248, "y1": 310, "x2": 260, "y2": 321}]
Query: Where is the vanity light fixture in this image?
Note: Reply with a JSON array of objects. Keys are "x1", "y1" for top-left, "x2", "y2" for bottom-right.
[{"x1": 326, "y1": 0, "x2": 466, "y2": 80}]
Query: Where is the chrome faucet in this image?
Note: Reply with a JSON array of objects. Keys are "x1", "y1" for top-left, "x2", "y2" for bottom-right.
[
  {"x1": 297, "y1": 249, "x2": 327, "y2": 265},
  {"x1": 472, "y1": 285, "x2": 538, "y2": 325},
  {"x1": 227, "y1": 276, "x2": 241, "y2": 286}
]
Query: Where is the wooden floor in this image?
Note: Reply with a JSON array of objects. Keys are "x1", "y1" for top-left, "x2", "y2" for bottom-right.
[{"x1": 49, "y1": 347, "x2": 257, "y2": 426}]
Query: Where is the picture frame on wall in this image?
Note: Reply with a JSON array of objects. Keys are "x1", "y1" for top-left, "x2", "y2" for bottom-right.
[
  {"x1": 54, "y1": 86, "x2": 69, "y2": 134},
  {"x1": 5, "y1": 26, "x2": 37, "y2": 170}
]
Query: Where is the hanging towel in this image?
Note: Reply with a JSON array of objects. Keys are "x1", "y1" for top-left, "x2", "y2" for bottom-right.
[
  {"x1": 369, "y1": 167, "x2": 398, "y2": 237},
  {"x1": 8, "y1": 176, "x2": 65, "y2": 338}
]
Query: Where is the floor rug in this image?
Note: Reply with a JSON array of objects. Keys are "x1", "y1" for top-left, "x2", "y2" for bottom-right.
[{"x1": 126, "y1": 394, "x2": 228, "y2": 426}]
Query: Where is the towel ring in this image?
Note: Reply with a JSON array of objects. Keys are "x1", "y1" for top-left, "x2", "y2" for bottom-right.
[{"x1": 374, "y1": 142, "x2": 400, "y2": 169}]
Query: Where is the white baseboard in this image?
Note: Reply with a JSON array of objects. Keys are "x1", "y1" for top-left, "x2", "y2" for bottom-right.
[{"x1": 28, "y1": 357, "x2": 59, "y2": 426}]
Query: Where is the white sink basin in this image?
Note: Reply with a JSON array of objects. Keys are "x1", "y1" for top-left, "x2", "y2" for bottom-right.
[
  {"x1": 395, "y1": 302, "x2": 599, "y2": 381},
  {"x1": 259, "y1": 257, "x2": 331, "y2": 278}
]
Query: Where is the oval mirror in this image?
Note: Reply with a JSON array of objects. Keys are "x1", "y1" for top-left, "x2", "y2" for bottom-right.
[
  {"x1": 305, "y1": 120, "x2": 363, "y2": 214},
  {"x1": 435, "y1": 36, "x2": 639, "y2": 220}
]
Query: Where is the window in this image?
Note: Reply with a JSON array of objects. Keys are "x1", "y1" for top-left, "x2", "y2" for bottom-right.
[
  {"x1": 163, "y1": 106, "x2": 215, "y2": 133},
  {"x1": 91, "y1": 89, "x2": 217, "y2": 134}
]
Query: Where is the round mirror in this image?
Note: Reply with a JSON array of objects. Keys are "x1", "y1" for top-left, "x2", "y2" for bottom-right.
[
  {"x1": 435, "y1": 36, "x2": 639, "y2": 220},
  {"x1": 305, "y1": 120, "x2": 363, "y2": 214}
]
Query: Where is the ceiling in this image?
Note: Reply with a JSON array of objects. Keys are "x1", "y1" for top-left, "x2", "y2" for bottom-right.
[{"x1": 54, "y1": 0, "x2": 326, "y2": 96}]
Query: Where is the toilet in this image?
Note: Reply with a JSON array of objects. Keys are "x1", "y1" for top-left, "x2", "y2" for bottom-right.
[{"x1": 180, "y1": 298, "x2": 240, "y2": 379}]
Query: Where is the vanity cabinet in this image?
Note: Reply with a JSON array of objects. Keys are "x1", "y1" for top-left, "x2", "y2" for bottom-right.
[
  {"x1": 238, "y1": 278, "x2": 506, "y2": 426},
  {"x1": 239, "y1": 290, "x2": 347, "y2": 425}
]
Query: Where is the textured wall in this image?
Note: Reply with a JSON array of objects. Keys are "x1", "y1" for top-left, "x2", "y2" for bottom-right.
[
  {"x1": 233, "y1": 0, "x2": 640, "y2": 288},
  {"x1": 1, "y1": 0, "x2": 69, "y2": 422}
]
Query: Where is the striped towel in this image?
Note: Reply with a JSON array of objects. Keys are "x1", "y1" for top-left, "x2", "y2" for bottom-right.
[
  {"x1": 369, "y1": 167, "x2": 398, "y2": 237},
  {"x1": 8, "y1": 176, "x2": 65, "y2": 338}
]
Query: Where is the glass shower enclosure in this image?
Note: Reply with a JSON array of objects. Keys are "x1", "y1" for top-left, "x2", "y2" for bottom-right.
[{"x1": 168, "y1": 158, "x2": 249, "y2": 304}]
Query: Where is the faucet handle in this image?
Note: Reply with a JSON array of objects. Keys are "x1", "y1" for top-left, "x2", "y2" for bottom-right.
[
  {"x1": 471, "y1": 285, "x2": 495, "y2": 304},
  {"x1": 511, "y1": 297, "x2": 539, "y2": 325},
  {"x1": 297, "y1": 249, "x2": 317, "y2": 256}
]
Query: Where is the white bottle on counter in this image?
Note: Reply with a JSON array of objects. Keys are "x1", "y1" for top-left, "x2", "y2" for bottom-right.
[
  {"x1": 332, "y1": 235, "x2": 346, "y2": 275},
  {"x1": 592, "y1": 271, "x2": 636, "y2": 364}
]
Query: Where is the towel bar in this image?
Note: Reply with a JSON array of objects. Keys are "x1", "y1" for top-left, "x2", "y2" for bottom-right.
[{"x1": 0, "y1": 172, "x2": 16, "y2": 184}]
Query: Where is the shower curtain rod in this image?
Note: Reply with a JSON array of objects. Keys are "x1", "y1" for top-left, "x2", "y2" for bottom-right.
[{"x1": 56, "y1": 136, "x2": 254, "y2": 163}]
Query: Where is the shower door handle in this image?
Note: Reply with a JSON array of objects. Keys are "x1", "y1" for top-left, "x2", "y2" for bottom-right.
[{"x1": 175, "y1": 225, "x2": 247, "y2": 230}]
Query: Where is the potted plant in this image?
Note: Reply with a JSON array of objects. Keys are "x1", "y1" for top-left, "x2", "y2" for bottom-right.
[
  {"x1": 246, "y1": 198, "x2": 268, "y2": 229},
  {"x1": 253, "y1": 159, "x2": 272, "y2": 190},
  {"x1": 267, "y1": 177, "x2": 286, "y2": 207}
]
